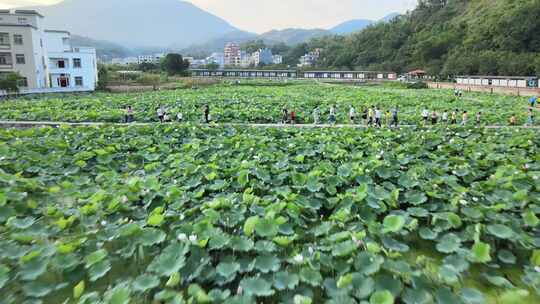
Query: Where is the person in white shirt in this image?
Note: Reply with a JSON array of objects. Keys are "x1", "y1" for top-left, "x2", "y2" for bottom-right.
[
  {"x1": 313, "y1": 107, "x2": 320, "y2": 125},
  {"x1": 442, "y1": 110, "x2": 449, "y2": 124},
  {"x1": 375, "y1": 106, "x2": 382, "y2": 128},
  {"x1": 422, "y1": 108, "x2": 429, "y2": 126},
  {"x1": 329, "y1": 105, "x2": 336, "y2": 125},
  {"x1": 157, "y1": 105, "x2": 165, "y2": 123},
  {"x1": 349, "y1": 106, "x2": 356, "y2": 124}
]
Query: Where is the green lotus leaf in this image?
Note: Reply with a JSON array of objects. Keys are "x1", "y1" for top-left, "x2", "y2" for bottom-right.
[
  {"x1": 338, "y1": 163, "x2": 352, "y2": 178},
  {"x1": 138, "y1": 228, "x2": 166, "y2": 246},
  {"x1": 532, "y1": 250, "x2": 540, "y2": 267},
  {"x1": 354, "y1": 252, "x2": 383, "y2": 275},
  {"x1": 353, "y1": 276, "x2": 375, "y2": 299},
  {"x1": 435, "y1": 288, "x2": 460, "y2": 304},
  {"x1": 382, "y1": 215, "x2": 405, "y2": 233},
  {"x1": 89, "y1": 259, "x2": 111, "y2": 281},
  {"x1": 0, "y1": 264, "x2": 9, "y2": 289},
  {"x1": 274, "y1": 271, "x2": 299, "y2": 290},
  {"x1": 482, "y1": 273, "x2": 514, "y2": 288},
  {"x1": 254, "y1": 254, "x2": 280, "y2": 273},
  {"x1": 240, "y1": 277, "x2": 275, "y2": 297},
  {"x1": 119, "y1": 223, "x2": 142, "y2": 237},
  {"x1": 486, "y1": 224, "x2": 514, "y2": 239},
  {"x1": 496, "y1": 249, "x2": 516, "y2": 264},
  {"x1": 73, "y1": 280, "x2": 85, "y2": 299},
  {"x1": 470, "y1": 242, "x2": 491, "y2": 263},
  {"x1": 461, "y1": 288, "x2": 486, "y2": 304},
  {"x1": 216, "y1": 261, "x2": 240, "y2": 278},
  {"x1": 299, "y1": 267, "x2": 323, "y2": 286},
  {"x1": 147, "y1": 242, "x2": 189, "y2": 277},
  {"x1": 292, "y1": 173, "x2": 307, "y2": 186},
  {"x1": 523, "y1": 211, "x2": 540, "y2": 227},
  {"x1": 293, "y1": 295, "x2": 313, "y2": 304},
  {"x1": 230, "y1": 237, "x2": 254, "y2": 252},
  {"x1": 370, "y1": 290, "x2": 394, "y2": 304},
  {"x1": 19, "y1": 257, "x2": 48, "y2": 281},
  {"x1": 105, "y1": 284, "x2": 131, "y2": 304},
  {"x1": 255, "y1": 218, "x2": 278, "y2": 238},
  {"x1": 436, "y1": 233, "x2": 461, "y2": 253},
  {"x1": 22, "y1": 281, "x2": 54, "y2": 298},
  {"x1": 418, "y1": 227, "x2": 438, "y2": 240},
  {"x1": 402, "y1": 288, "x2": 433, "y2": 304},
  {"x1": 7, "y1": 217, "x2": 35, "y2": 229},
  {"x1": 238, "y1": 170, "x2": 250, "y2": 187},
  {"x1": 147, "y1": 213, "x2": 165, "y2": 227},
  {"x1": 332, "y1": 240, "x2": 357, "y2": 257},
  {"x1": 439, "y1": 264, "x2": 460, "y2": 284},
  {"x1": 243, "y1": 216, "x2": 259, "y2": 236},
  {"x1": 133, "y1": 274, "x2": 160, "y2": 292},
  {"x1": 498, "y1": 289, "x2": 530, "y2": 304},
  {"x1": 84, "y1": 249, "x2": 108, "y2": 268},
  {"x1": 337, "y1": 273, "x2": 353, "y2": 288},
  {"x1": 405, "y1": 191, "x2": 427, "y2": 206}
]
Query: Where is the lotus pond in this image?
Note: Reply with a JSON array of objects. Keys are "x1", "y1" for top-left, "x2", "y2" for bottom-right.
[
  {"x1": 1, "y1": 124, "x2": 540, "y2": 304},
  {"x1": 0, "y1": 82, "x2": 533, "y2": 125}
]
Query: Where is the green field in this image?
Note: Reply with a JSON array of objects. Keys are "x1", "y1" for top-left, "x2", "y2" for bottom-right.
[
  {"x1": 1, "y1": 83, "x2": 540, "y2": 303},
  {"x1": 0, "y1": 82, "x2": 533, "y2": 125}
]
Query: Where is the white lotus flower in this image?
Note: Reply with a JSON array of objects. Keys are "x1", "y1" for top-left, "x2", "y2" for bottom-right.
[
  {"x1": 294, "y1": 254, "x2": 304, "y2": 263},
  {"x1": 177, "y1": 233, "x2": 187, "y2": 241},
  {"x1": 100, "y1": 220, "x2": 107, "y2": 226},
  {"x1": 236, "y1": 286, "x2": 243, "y2": 295},
  {"x1": 121, "y1": 196, "x2": 128, "y2": 203},
  {"x1": 308, "y1": 246, "x2": 314, "y2": 255},
  {"x1": 179, "y1": 214, "x2": 185, "y2": 220},
  {"x1": 525, "y1": 164, "x2": 530, "y2": 169},
  {"x1": 189, "y1": 234, "x2": 198, "y2": 242},
  {"x1": 534, "y1": 176, "x2": 539, "y2": 180},
  {"x1": 472, "y1": 197, "x2": 479, "y2": 202}
]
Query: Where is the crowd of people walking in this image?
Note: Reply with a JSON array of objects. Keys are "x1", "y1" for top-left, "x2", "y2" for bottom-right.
[{"x1": 122, "y1": 93, "x2": 538, "y2": 127}]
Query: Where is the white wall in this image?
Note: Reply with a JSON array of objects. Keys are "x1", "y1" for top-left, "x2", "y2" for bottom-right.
[{"x1": 48, "y1": 48, "x2": 97, "y2": 90}]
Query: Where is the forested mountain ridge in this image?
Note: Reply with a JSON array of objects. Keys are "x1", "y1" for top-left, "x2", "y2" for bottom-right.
[{"x1": 310, "y1": 0, "x2": 540, "y2": 76}]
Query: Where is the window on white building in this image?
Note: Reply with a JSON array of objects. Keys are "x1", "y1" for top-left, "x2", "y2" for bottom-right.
[
  {"x1": 73, "y1": 58, "x2": 81, "y2": 68},
  {"x1": 15, "y1": 54, "x2": 25, "y2": 64},
  {"x1": 0, "y1": 33, "x2": 9, "y2": 46},
  {"x1": 17, "y1": 17, "x2": 28, "y2": 24},
  {"x1": 62, "y1": 37, "x2": 70, "y2": 46},
  {"x1": 0, "y1": 53, "x2": 12, "y2": 65},
  {"x1": 17, "y1": 77, "x2": 28, "y2": 87},
  {"x1": 14, "y1": 35, "x2": 23, "y2": 45},
  {"x1": 57, "y1": 60, "x2": 65, "y2": 68},
  {"x1": 75, "y1": 76, "x2": 83, "y2": 86}
]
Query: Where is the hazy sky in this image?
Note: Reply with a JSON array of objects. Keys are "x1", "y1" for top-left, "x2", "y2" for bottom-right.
[{"x1": 0, "y1": 0, "x2": 417, "y2": 33}]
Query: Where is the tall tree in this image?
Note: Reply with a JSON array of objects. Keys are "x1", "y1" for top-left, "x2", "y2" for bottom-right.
[{"x1": 161, "y1": 53, "x2": 190, "y2": 76}]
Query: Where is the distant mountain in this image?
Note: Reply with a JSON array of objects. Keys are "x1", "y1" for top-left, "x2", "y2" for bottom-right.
[
  {"x1": 381, "y1": 13, "x2": 400, "y2": 22},
  {"x1": 329, "y1": 13, "x2": 400, "y2": 35},
  {"x1": 330, "y1": 19, "x2": 373, "y2": 34},
  {"x1": 259, "y1": 28, "x2": 330, "y2": 45},
  {"x1": 178, "y1": 30, "x2": 257, "y2": 57},
  {"x1": 181, "y1": 28, "x2": 330, "y2": 56},
  {"x1": 24, "y1": 0, "x2": 240, "y2": 48},
  {"x1": 71, "y1": 35, "x2": 132, "y2": 60}
]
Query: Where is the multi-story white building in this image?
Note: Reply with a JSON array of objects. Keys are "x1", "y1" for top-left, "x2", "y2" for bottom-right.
[
  {"x1": 137, "y1": 53, "x2": 166, "y2": 65},
  {"x1": 206, "y1": 52, "x2": 224, "y2": 67},
  {"x1": 272, "y1": 54, "x2": 283, "y2": 65},
  {"x1": 0, "y1": 9, "x2": 97, "y2": 93},
  {"x1": 251, "y1": 48, "x2": 273, "y2": 66},
  {"x1": 298, "y1": 48, "x2": 322, "y2": 67},
  {"x1": 224, "y1": 42, "x2": 241, "y2": 66}
]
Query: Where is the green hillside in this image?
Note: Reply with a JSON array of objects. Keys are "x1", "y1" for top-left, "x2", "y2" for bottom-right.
[{"x1": 313, "y1": 0, "x2": 540, "y2": 76}]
